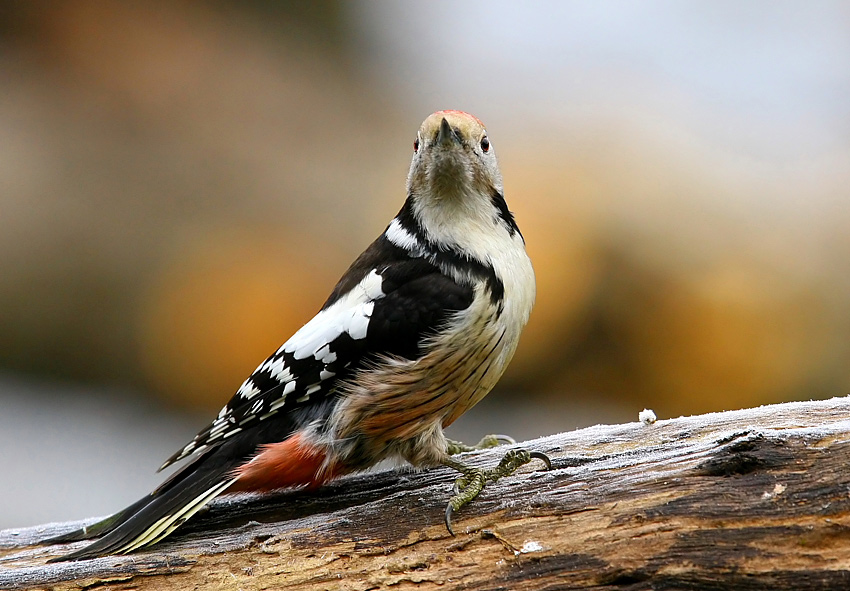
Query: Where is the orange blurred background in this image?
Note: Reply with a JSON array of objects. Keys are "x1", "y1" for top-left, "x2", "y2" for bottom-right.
[{"x1": 2, "y1": 2, "x2": 849, "y2": 528}]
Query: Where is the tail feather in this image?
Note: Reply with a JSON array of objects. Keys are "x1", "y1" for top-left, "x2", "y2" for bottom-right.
[
  {"x1": 116, "y1": 477, "x2": 236, "y2": 555},
  {"x1": 44, "y1": 496, "x2": 152, "y2": 544},
  {"x1": 47, "y1": 422, "x2": 309, "y2": 561},
  {"x1": 48, "y1": 451, "x2": 241, "y2": 562}
]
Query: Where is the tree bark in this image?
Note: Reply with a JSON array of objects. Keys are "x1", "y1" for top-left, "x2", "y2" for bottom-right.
[{"x1": 3, "y1": 397, "x2": 850, "y2": 590}]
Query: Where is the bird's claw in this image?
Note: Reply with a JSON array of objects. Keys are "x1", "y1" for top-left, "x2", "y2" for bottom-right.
[
  {"x1": 445, "y1": 502, "x2": 456, "y2": 536},
  {"x1": 481, "y1": 433, "x2": 517, "y2": 447},
  {"x1": 446, "y1": 433, "x2": 516, "y2": 455},
  {"x1": 529, "y1": 450, "x2": 552, "y2": 471},
  {"x1": 442, "y1": 448, "x2": 552, "y2": 536}
]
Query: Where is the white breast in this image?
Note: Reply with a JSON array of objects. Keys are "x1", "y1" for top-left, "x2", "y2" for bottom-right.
[{"x1": 323, "y1": 226, "x2": 535, "y2": 469}]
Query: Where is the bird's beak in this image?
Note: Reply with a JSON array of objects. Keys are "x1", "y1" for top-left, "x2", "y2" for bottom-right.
[{"x1": 437, "y1": 117, "x2": 459, "y2": 147}]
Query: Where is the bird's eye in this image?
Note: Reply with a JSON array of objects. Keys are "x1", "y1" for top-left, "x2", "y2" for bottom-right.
[
  {"x1": 480, "y1": 136, "x2": 490, "y2": 152},
  {"x1": 413, "y1": 137, "x2": 420, "y2": 153}
]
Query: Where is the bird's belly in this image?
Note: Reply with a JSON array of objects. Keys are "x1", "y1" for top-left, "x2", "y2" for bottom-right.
[{"x1": 329, "y1": 297, "x2": 520, "y2": 468}]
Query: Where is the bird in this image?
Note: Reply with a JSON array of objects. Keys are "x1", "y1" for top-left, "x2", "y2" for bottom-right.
[{"x1": 47, "y1": 110, "x2": 546, "y2": 561}]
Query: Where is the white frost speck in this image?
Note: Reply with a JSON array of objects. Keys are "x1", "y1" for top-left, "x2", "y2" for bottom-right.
[
  {"x1": 762, "y1": 483, "x2": 787, "y2": 500},
  {"x1": 516, "y1": 540, "x2": 543, "y2": 555},
  {"x1": 639, "y1": 408, "x2": 657, "y2": 425}
]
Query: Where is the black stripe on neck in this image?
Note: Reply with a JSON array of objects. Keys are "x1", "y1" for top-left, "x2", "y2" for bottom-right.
[
  {"x1": 491, "y1": 190, "x2": 522, "y2": 240},
  {"x1": 395, "y1": 196, "x2": 505, "y2": 306}
]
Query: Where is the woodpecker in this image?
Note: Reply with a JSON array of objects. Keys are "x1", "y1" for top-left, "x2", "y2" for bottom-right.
[{"x1": 48, "y1": 110, "x2": 545, "y2": 562}]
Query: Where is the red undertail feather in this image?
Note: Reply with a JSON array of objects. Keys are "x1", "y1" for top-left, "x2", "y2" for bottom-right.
[{"x1": 229, "y1": 433, "x2": 342, "y2": 493}]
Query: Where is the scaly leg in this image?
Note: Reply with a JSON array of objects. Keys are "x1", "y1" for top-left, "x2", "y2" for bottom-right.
[{"x1": 442, "y1": 448, "x2": 551, "y2": 535}]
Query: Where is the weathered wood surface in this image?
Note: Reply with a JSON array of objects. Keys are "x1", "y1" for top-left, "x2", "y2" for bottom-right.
[{"x1": 3, "y1": 397, "x2": 850, "y2": 590}]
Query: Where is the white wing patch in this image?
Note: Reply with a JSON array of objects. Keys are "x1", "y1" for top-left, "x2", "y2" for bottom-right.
[
  {"x1": 161, "y1": 268, "x2": 387, "y2": 470},
  {"x1": 237, "y1": 380, "x2": 260, "y2": 400},
  {"x1": 283, "y1": 269, "x2": 383, "y2": 359},
  {"x1": 262, "y1": 357, "x2": 292, "y2": 382}
]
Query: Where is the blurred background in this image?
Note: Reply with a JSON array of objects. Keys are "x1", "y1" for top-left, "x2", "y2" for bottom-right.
[{"x1": 2, "y1": 1, "x2": 849, "y2": 529}]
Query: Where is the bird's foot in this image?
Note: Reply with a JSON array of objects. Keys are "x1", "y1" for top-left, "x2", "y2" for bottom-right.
[
  {"x1": 442, "y1": 449, "x2": 551, "y2": 535},
  {"x1": 446, "y1": 434, "x2": 516, "y2": 455}
]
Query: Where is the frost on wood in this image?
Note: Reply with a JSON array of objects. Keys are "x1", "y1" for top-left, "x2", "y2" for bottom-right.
[{"x1": 3, "y1": 397, "x2": 850, "y2": 590}]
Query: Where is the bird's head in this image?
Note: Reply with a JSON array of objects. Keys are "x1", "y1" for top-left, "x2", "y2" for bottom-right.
[{"x1": 407, "y1": 110, "x2": 503, "y2": 204}]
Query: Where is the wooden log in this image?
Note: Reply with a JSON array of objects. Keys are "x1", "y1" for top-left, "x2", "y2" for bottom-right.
[{"x1": 3, "y1": 396, "x2": 850, "y2": 590}]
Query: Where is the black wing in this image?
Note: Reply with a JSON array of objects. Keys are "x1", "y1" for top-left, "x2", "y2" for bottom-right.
[{"x1": 160, "y1": 234, "x2": 473, "y2": 469}]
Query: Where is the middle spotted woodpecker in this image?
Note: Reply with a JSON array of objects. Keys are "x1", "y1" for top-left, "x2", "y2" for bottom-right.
[{"x1": 49, "y1": 110, "x2": 546, "y2": 561}]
